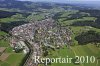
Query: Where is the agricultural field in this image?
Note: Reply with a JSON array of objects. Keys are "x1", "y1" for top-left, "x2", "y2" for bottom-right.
[
  {"x1": 46, "y1": 44, "x2": 100, "y2": 66},
  {"x1": 53, "y1": 10, "x2": 97, "y2": 27},
  {"x1": 0, "y1": 31, "x2": 25, "y2": 66},
  {"x1": 0, "y1": 53, "x2": 25, "y2": 66},
  {"x1": 0, "y1": 31, "x2": 9, "y2": 47},
  {"x1": 0, "y1": 18, "x2": 19, "y2": 23}
]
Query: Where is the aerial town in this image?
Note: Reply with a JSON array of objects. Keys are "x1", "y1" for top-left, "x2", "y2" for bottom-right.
[
  {"x1": 10, "y1": 18, "x2": 72, "y2": 66},
  {"x1": 0, "y1": 0, "x2": 100, "y2": 66}
]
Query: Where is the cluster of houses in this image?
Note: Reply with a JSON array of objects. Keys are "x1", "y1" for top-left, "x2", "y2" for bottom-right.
[{"x1": 11, "y1": 18, "x2": 72, "y2": 66}]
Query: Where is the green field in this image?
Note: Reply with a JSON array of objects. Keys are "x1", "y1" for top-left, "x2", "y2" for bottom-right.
[
  {"x1": 46, "y1": 44, "x2": 100, "y2": 66},
  {"x1": 27, "y1": 13, "x2": 45, "y2": 21},
  {"x1": 58, "y1": 17, "x2": 96, "y2": 26},
  {"x1": 5, "y1": 53, "x2": 25, "y2": 66},
  {"x1": 0, "y1": 53, "x2": 25, "y2": 66},
  {"x1": 0, "y1": 31, "x2": 25, "y2": 66},
  {"x1": 0, "y1": 31, "x2": 9, "y2": 47},
  {"x1": 0, "y1": 18, "x2": 19, "y2": 23}
]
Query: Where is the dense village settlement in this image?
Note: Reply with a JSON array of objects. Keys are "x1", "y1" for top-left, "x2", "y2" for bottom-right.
[{"x1": 10, "y1": 18, "x2": 72, "y2": 66}]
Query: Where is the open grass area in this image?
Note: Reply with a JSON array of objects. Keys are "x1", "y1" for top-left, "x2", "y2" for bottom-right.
[
  {"x1": 5, "y1": 53, "x2": 25, "y2": 66},
  {"x1": 0, "y1": 62, "x2": 10, "y2": 66},
  {"x1": 0, "y1": 53, "x2": 25, "y2": 66},
  {"x1": 0, "y1": 31, "x2": 10, "y2": 47},
  {"x1": 72, "y1": 44, "x2": 100, "y2": 66},
  {"x1": 0, "y1": 18, "x2": 20, "y2": 23},
  {"x1": 60, "y1": 10, "x2": 79, "y2": 18},
  {"x1": 32, "y1": 14, "x2": 45, "y2": 21},
  {"x1": 58, "y1": 17, "x2": 96, "y2": 26},
  {"x1": 0, "y1": 31, "x2": 8, "y2": 35},
  {"x1": 0, "y1": 40, "x2": 10, "y2": 47},
  {"x1": 5, "y1": 47, "x2": 14, "y2": 53},
  {"x1": 47, "y1": 44, "x2": 100, "y2": 66}
]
